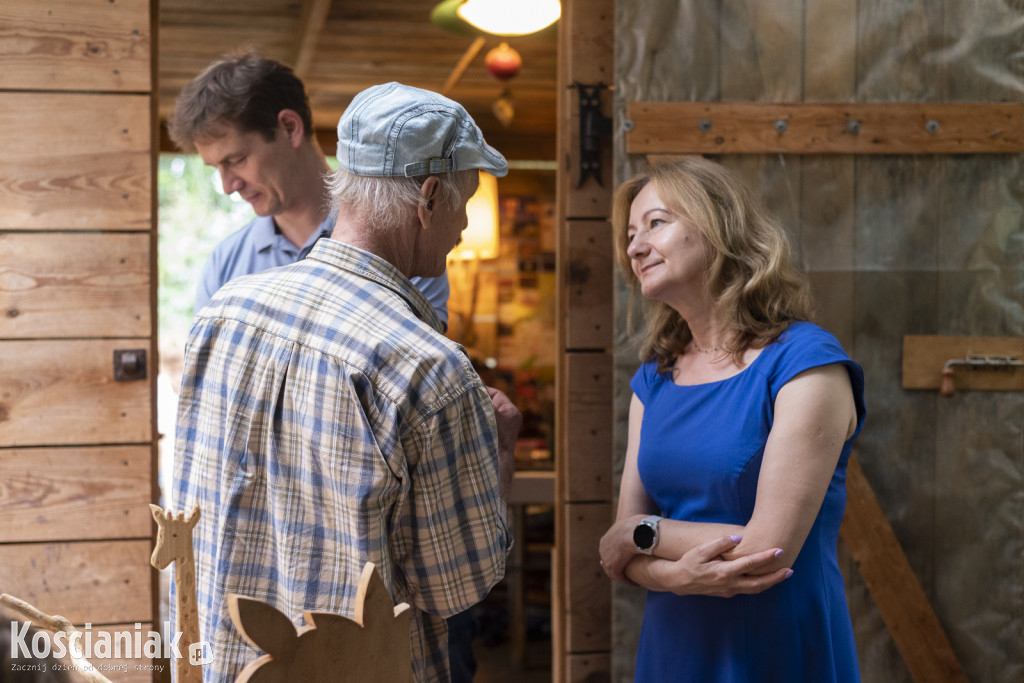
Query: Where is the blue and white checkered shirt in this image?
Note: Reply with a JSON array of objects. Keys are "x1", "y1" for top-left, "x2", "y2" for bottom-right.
[{"x1": 172, "y1": 239, "x2": 510, "y2": 683}]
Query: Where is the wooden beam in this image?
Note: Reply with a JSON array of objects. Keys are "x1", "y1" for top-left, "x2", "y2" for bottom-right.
[
  {"x1": 292, "y1": 0, "x2": 332, "y2": 80},
  {"x1": 441, "y1": 36, "x2": 487, "y2": 96},
  {"x1": 840, "y1": 456, "x2": 969, "y2": 683},
  {"x1": 555, "y1": 0, "x2": 615, "y2": 680},
  {"x1": 902, "y1": 335, "x2": 1024, "y2": 393},
  {"x1": 627, "y1": 102, "x2": 1024, "y2": 155}
]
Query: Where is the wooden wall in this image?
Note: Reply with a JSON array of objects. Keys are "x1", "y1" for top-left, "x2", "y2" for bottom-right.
[
  {"x1": 0, "y1": 1, "x2": 159, "y2": 681},
  {"x1": 613, "y1": 2, "x2": 1024, "y2": 682}
]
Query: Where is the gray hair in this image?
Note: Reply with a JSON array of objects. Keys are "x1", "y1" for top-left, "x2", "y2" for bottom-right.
[{"x1": 325, "y1": 167, "x2": 474, "y2": 234}]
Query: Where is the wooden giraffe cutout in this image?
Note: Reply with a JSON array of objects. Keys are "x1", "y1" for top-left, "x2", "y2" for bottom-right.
[
  {"x1": 229, "y1": 561, "x2": 412, "y2": 683},
  {"x1": 150, "y1": 504, "x2": 203, "y2": 683}
]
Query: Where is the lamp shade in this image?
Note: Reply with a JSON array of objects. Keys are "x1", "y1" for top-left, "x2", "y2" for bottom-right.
[
  {"x1": 455, "y1": 171, "x2": 500, "y2": 260},
  {"x1": 456, "y1": 0, "x2": 560, "y2": 36}
]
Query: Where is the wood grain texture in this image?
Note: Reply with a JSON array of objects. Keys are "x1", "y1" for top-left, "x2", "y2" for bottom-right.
[
  {"x1": 0, "y1": 540, "x2": 152, "y2": 625},
  {"x1": 561, "y1": 353, "x2": 613, "y2": 504},
  {"x1": 557, "y1": 0, "x2": 614, "y2": 217},
  {"x1": 0, "y1": 339, "x2": 152, "y2": 447},
  {"x1": 556, "y1": 1, "x2": 615, "y2": 679},
  {"x1": 626, "y1": 102, "x2": 1024, "y2": 155},
  {"x1": 716, "y1": 0, "x2": 803, "y2": 277},
  {"x1": 839, "y1": 456, "x2": 969, "y2": 683},
  {"x1": 0, "y1": 93, "x2": 151, "y2": 230},
  {"x1": 562, "y1": 502, "x2": 611, "y2": 654},
  {"x1": 0, "y1": 0, "x2": 150, "y2": 92},
  {"x1": 902, "y1": 335, "x2": 1024, "y2": 392},
  {"x1": 0, "y1": 232, "x2": 150, "y2": 339},
  {"x1": 231, "y1": 563, "x2": 413, "y2": 683},
  {"x1": 565, "y1": 221, "x2": 613, "y2": 351},
  {"x1": 566, "y1": 652, "x2": 610, "y2": 683},
  {"x1": 291, "y1": 0, "x2": 332, "y2": 81},
  {"x1": 0, "y1": 446, "x2": 151, "y2": 543}
]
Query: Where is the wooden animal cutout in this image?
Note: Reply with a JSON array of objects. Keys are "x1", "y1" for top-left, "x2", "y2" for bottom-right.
[
  {"x1": 150, "y1": 504, "x2": 203, "y2": 683},
  {"x1": 230, "y1": 562, "x2": 412, "y2": 683}
]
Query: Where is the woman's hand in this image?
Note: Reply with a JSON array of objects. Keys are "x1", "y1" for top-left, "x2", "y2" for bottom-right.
[
  {"x1": 644, "y1": 535, "x2": 792, "y2": 597},
  {"x1": 599, "y1": 514, "x2": 647, "y2": 585}
]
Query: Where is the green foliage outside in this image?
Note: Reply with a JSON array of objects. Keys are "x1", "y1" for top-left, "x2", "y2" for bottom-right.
[{"x1": 157, "y1": 154, "x2": 253, "y2": 350}]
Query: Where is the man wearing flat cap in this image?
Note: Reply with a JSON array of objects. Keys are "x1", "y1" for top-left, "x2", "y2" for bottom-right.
[{"x1": 172, "y1": 82, "x2": 519, "y2": 683}]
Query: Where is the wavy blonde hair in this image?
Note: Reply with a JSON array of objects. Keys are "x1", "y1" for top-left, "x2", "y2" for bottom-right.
[{"x1": 612, "y1": 157, "x2": 813, "y2": 372}]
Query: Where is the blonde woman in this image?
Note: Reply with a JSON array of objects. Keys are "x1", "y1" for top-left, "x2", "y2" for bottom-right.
[{"x1": 600, "y1": 158, "x2": 866, "y2": 682}]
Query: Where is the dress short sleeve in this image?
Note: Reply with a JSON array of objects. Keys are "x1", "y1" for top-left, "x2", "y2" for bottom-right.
[
  {"x1": 630, "y1": 359, "x2": 659, "y2": 404},
  {"x1": 768, "y1": 322, "x2": 867, "y2": 436}
]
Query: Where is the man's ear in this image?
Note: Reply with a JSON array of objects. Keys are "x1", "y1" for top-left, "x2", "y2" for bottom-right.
[
  {"x1": 277, "y1": 109, "x2": 305, "y2": 148},
  {"x1": 417, "y1": 176, "x2": 442, "y2": 231}
]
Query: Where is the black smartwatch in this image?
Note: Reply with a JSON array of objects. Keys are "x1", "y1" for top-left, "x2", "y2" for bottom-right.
[{"x1": 633, "y1": 515, "x2": 662, "y2": 555}]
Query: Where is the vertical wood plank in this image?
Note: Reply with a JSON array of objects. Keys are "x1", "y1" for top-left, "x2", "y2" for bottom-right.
[
  {"x1": 562, "y1": 503, "x2": 611, "y2": 653},
  {"x1": 717, "y1": 0, "x2": 803, "y2": 246},
  {"x1": 562, "y1": 353, "x2": 613, "y2": 502},
  {"x1": 559, "y1": 1, "x2": 615, "y2": 218},
  {"x1": 556, "y1": 1, "x2": 615, "y2": 680},
  {"x1": 932, "y1": 4, "x2": 1024, "y2": 680},
  {"x1": 565, "y1": 221, "x2": 613, "y2": 350},
  {"x1": 566, "y1": 652, "x2": 611, "y2": 683},
  {"x1": 852, "y1": 16, "x2": 948, "y2": 676}
]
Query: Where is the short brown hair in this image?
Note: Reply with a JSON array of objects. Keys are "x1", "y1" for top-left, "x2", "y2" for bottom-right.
[
  {"x1": 168, "y1": 51, "x2": 313, "y2": 152},
  {"x1": 612, "y1": 157, "x2": 813, "y2": 371}
]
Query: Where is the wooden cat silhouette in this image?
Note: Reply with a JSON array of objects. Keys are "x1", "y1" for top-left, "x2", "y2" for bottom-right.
[{"x1": 229, "y1": 562, "x2": 412, "y2": 683}]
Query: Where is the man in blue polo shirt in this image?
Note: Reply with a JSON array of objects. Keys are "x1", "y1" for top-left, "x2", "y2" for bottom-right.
[{"x1": 168, "y1": 52, "x2": 449, "y2": 325}]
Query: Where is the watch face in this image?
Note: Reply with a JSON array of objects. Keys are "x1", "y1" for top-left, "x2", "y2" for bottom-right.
[{"x1": 633, "y1": 523, "x2": 656, "y2": 549}]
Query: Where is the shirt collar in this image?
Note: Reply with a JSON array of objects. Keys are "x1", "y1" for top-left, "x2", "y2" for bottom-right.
[
  {"x1": 251, "y1": 215, "x2": 279, "y2": 252},
  {"x1": 305, "y1": 239, "x2": 443, "y2": 333},
  {"x1": 252, "y1": 214, "x2": 336, "y2": 253}
]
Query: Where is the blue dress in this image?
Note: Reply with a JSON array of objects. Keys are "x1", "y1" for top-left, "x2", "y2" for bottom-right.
[{"x1": 631, "y1": 322, "x2": 866, "y2": 682}]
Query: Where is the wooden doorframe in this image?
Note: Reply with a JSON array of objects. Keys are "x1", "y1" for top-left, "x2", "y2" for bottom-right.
[{"x1": 553, "y1": 1, "x2": 616, "y2": 680}]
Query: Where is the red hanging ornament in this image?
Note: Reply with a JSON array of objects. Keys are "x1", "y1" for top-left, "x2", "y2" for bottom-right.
[{"x1": 485, "y1": 42, "x2": 522, "y2": 81}]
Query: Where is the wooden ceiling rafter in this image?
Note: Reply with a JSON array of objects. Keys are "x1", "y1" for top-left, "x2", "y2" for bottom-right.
[
  {"x1": 442, "y1": 36, "x2": 487, "y2": 96},
  {"x1": 157, "y1": 0, "x2": 558, "y2": 160},
  {"x1": 292, "y1": 0, "x2": 333, "y2": 80}
]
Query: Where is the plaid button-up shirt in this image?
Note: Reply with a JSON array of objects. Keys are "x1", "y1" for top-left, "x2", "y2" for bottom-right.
[{"x1": 172, "y1": 239, "x2": 510, "y2": 682}]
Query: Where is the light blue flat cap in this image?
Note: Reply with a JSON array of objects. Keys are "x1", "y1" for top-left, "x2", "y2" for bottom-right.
[{"x1": 337, "y1": 81, "x2": 508, "y2": 178}]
